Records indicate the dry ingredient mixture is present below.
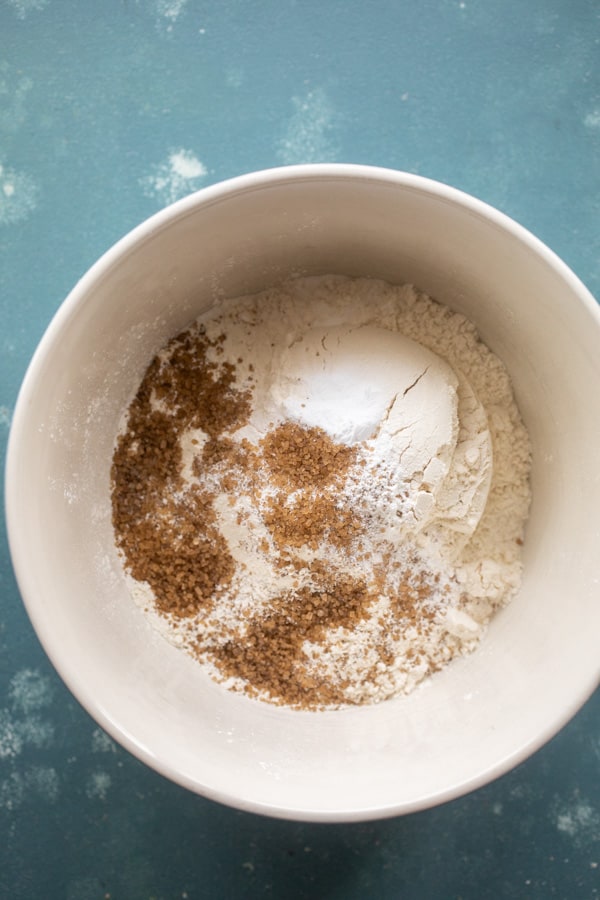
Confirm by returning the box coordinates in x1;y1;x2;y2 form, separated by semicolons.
111;275;532;710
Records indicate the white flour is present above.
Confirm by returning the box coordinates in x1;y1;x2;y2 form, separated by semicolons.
124;275;532;707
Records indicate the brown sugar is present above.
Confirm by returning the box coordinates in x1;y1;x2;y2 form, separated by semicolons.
211;572;375;709
263;491;361;552
111;325;251;617
260;421;357;490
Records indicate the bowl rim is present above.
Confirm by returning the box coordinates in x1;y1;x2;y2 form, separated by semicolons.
5;163;600;822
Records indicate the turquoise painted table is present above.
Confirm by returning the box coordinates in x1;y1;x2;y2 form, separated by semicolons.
1;2;598;897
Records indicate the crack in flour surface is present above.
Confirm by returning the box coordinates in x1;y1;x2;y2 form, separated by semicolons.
111;276;532;710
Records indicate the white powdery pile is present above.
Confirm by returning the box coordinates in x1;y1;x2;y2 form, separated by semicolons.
133;275;532;705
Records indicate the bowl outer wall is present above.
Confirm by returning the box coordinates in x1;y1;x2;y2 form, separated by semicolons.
5;164;600;821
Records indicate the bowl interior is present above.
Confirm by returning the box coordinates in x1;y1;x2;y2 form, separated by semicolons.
7;166;600;820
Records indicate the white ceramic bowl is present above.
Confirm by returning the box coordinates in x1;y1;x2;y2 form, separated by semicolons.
6;165;600;822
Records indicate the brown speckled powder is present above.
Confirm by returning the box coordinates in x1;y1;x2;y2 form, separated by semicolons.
111;276;531;711
212;573;375;708
111;326;251;617
111;322;444;709
260;420;357;490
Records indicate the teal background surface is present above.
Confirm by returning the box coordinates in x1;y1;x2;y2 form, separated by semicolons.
1;1;599;897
